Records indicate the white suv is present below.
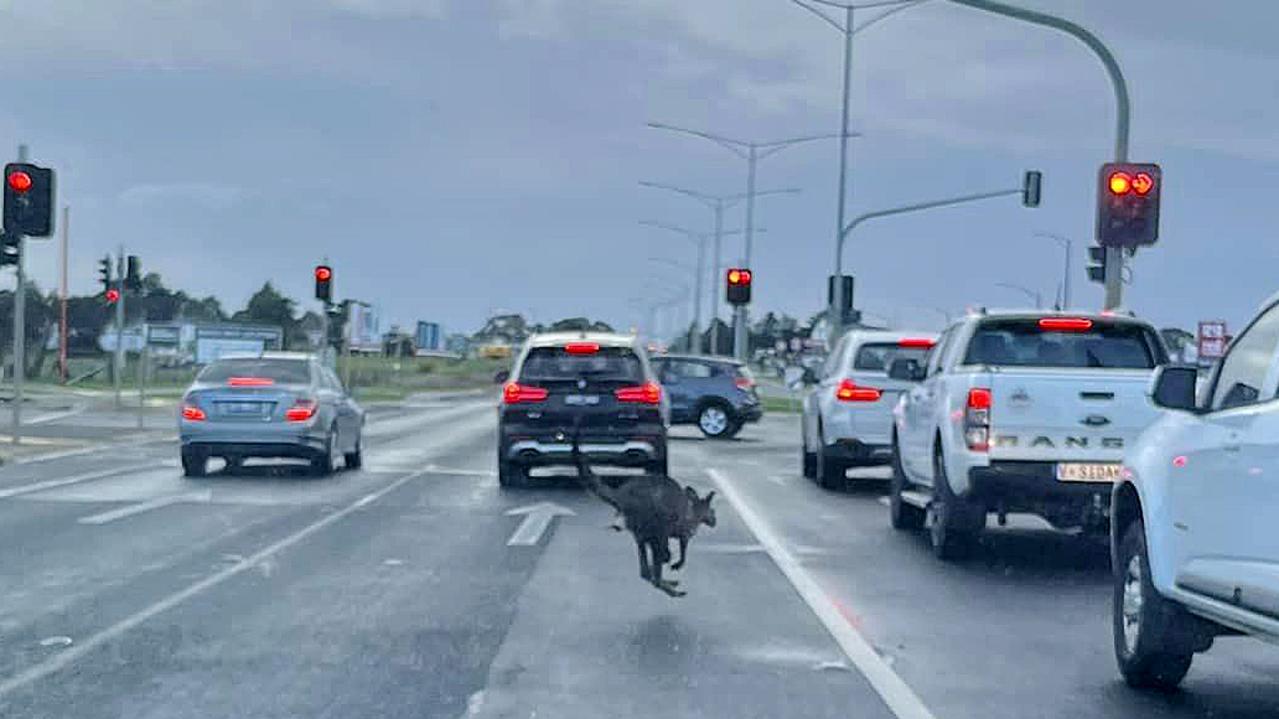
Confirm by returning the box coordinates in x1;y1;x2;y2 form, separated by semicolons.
1112;294;1279;690
800;330;937;489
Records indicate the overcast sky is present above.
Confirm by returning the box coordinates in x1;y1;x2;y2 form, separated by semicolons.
1;0;1276;336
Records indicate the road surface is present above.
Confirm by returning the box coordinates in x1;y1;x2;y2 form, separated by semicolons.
0;396;1275;718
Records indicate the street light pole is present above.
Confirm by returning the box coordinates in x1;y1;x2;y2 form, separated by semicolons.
946;0;1131;310
648;123;843;359
1034;232;1072;309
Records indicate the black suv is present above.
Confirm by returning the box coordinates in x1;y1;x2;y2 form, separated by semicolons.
650;354;762;439
496;333;669;488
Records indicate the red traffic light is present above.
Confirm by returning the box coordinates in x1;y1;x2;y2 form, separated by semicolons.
6;171;31;194
314;265;332;282
105;288;120;304
1132;172;1155;195
727;268;751;285
1107;171;1132;195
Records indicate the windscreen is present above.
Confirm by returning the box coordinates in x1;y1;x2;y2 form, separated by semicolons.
854;343;931;372
962;319;1165;369
518;347;644;384
196;358;312;384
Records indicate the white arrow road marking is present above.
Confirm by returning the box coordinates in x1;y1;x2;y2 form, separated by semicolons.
504;501;575;546
77;490;212;525
708;467;937;719
0;462;166;500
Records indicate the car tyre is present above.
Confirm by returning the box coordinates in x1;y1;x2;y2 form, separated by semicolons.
890;438;925;530
801;420;818;479
498;460;528;489
344;434;363;470
697;403;734;439
928;444;982;560
817;444;846;491
181;448;206;478
311;426;338;477
1113;519;1195;691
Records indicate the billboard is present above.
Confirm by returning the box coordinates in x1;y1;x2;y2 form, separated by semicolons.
1197;320;1228;363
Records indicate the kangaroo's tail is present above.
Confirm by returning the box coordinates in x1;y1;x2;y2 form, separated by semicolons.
573;420;617;508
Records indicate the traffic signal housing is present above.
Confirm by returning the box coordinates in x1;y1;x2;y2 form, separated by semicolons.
0;233;18;267
1086;246;1106;284
125;255;142;290
1097;162;1160;247
98;256;113;293
315;265;333;304
726;268;752;306
1022;170;1042;208
3;163;55;237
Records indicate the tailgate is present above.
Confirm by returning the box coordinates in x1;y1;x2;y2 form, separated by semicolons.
986;368;1158;462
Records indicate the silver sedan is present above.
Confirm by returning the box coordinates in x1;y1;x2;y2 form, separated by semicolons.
177;353;365;477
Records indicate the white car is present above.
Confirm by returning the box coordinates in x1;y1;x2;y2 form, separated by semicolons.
890;310;1167;559
800;330;938;489
1111;294;1279;690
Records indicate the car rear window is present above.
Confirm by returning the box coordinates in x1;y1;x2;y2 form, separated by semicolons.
962;319;1165;369
519;346;644;384
197;358;312;384
854;343;931;372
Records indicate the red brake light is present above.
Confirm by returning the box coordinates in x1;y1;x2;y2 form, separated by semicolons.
898;338;936;349
181;404;206;422
6;171;31;194
967;387;992;410
1038;317;1093;332
503;382;549;404
733;376;755;390
564;342;600;355
835;379;881;402
615;381;662;404
285;399;318;422
228;376;275;387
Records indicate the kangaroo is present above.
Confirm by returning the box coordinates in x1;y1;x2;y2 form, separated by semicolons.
573;438;715;598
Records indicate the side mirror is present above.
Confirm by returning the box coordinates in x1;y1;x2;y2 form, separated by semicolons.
888;358;925;382
493;369;510;384
1150;365;1198;411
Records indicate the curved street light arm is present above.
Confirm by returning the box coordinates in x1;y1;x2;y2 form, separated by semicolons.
788;0;846;31
839;187;1019;249
853;0;931;34
646;122;749;158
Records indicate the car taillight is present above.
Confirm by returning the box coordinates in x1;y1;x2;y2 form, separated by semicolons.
615;381;662;404
965;387;991;451
503;382;549;404
733;376;755;390
285;399;318;422
227;376;275;387
835;379;882;402
181;404;206;422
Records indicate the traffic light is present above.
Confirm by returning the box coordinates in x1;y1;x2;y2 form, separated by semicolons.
1097;162;1161;247
0;233;18;266
314;264;333;304
105;288;120;304
1086;246;1106;284
827;275;854;312
1022;170;1042;208
726;268;752;305
2;163;55;237
98;256;113;293
125;255;142;290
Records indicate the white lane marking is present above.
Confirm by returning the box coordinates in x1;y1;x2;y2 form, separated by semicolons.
505;501;575;546
27;406;87;425
12;436;176;465
425;465;495;477
707;467;937;719
0;462;166;500
0;463;434;699
76;490;211;525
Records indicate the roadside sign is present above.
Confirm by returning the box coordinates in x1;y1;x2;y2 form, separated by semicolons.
1197;320;1228;361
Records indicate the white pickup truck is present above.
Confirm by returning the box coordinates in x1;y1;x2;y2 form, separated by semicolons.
889;310;1168;559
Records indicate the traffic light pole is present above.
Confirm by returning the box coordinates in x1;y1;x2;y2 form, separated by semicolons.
946;0;1131;310
11;144;27;445
114;246;125;410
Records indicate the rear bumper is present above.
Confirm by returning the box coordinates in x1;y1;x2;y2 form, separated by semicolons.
824;438;893;466
503;438;665;467
738;402;764;423
182;440;327;459
967;461;1113;528
180;423;327;458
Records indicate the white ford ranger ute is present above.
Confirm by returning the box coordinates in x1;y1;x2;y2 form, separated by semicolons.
889;310;1168;560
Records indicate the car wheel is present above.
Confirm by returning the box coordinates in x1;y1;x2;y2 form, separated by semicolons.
928;444;982;560
890;438;924;530
1113;519;1195;690
181;448;206;478
311;426;338;477
817;441;846;491
697;404;733;439
344;434;363;470
497;445;527;489
801;419;817;479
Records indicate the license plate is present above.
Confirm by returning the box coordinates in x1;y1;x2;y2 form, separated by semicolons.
564;394;600;406
1056;462;1122;483
222;402;266;415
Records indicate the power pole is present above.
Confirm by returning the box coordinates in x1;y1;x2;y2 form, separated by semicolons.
11;144;27;445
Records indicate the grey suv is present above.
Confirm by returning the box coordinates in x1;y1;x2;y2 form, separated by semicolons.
651;355;762;439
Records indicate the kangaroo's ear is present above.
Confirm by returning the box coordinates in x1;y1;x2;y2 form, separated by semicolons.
704;490;716;503
684;485;698;499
